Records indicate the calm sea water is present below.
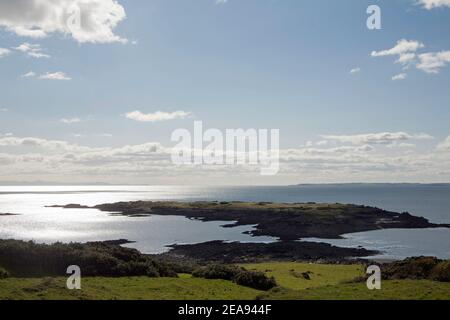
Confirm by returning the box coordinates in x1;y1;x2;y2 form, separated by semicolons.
0;184;449;259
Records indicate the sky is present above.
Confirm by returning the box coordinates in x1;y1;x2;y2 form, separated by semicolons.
1;0;450;185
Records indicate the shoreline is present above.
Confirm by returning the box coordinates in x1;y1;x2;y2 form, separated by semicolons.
48;200;450;262
50;201;450;239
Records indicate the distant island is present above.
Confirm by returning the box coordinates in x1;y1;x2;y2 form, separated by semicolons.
50;201;450;262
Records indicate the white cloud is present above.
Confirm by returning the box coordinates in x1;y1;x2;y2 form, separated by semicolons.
321;132;433;145
437;136;450;151
22;71;36;78
216;0;228;4
418;0;450;9
417;51;450;74
350;67;361;74
370;39;425;68
39;72;71;81
0;47;11;57
22;70;72;80
0;108;8;112
0;0;127;44
392;73;407;81
396;53;416;66
371;39;450;76
371;40;423;78
371;39;424;58
61;118;81;124
13;43;50;58
125;110;192;122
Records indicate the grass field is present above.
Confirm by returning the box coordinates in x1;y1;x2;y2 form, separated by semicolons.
1;262;449;300
0;275;261;300
241;262;365;291
259;280;450;300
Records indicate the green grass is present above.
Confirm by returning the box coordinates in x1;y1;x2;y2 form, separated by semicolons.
259;280;450;300
0;276;261;300
241;262;365;291
1;263;449;300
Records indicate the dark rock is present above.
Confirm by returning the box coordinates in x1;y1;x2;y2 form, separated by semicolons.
0;213;20;216
167;240;377;264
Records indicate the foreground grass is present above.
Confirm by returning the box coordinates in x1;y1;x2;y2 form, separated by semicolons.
1;262;449;300
248;262;450;300
259;280;450;300
0;276;261;300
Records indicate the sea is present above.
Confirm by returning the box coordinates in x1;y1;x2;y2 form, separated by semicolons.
0;184;449;260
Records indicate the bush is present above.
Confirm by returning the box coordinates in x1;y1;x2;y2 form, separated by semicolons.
430;261;450;282
192;264;277;291
234;270;277;291
382;256;441;280
0;239;179;278
192;264;240;280
149;254;198;274
0;267;9;279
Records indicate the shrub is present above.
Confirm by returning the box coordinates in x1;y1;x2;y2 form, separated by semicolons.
0;239;179;278
233;270;277;291
149;254;198;274
148;260;178;278
192;264;277;291
430;261;450;282
192;264;240;280
0;267;9;279
382;256;440;280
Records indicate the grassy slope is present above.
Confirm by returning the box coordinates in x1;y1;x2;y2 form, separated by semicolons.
0;275;261;300
1;263;449;300
260;280;450;300
241;262;365;291
247;262;450;300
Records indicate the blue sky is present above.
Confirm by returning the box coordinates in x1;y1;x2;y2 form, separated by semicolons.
1;0;450;185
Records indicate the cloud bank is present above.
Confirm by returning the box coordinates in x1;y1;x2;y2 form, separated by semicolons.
0;0;127;43
1;131;450;184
